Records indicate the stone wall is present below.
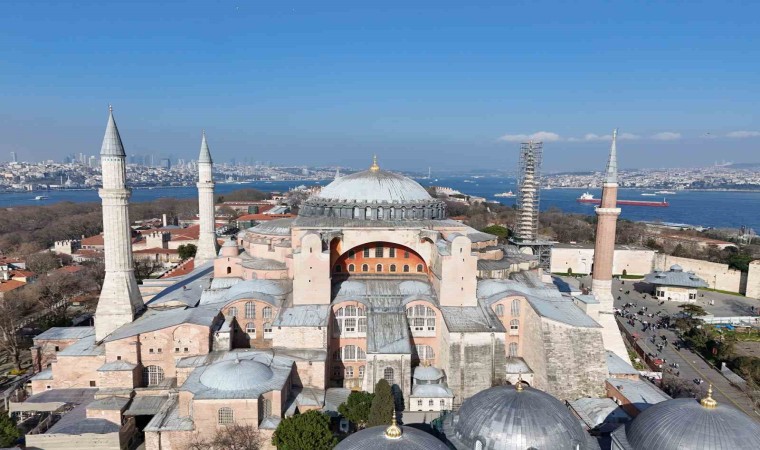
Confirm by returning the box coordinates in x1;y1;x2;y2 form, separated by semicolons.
550;247;655;276
654;254;743;293
445;332;506;406
747;260;760;299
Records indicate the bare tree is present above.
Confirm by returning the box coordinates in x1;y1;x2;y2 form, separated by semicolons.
133;259;159;282
186;423;262;450
0;292;34;370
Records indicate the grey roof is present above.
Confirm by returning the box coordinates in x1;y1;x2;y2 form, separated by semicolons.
98;360;137;372
606;351;638;376
180;350;293;400
100;107;126;157
34;390;121;436
505;357;532;374
210;276;243;289
24;388;97;405
199;278;291;307
574;294;600;305
569;397;630;429
440;306;505;333
104;305;220;342
606;378;670;412
240;256;287;270
273;304;330;327
88;396;130;411
125;395;167;416
605;128;618;184
332;278;435;305
315;168;433;203
198;131;212;164
57;335;105;357
644;265;708;288
413;366;443;382
323;387;351;413
34;326;94;342
31;368;53;380
367;310;412;354
443;385;595;450
622;397;760;450
336;425;449;450
145;262;214;308
292;216;465;229
247;218;294;236
411;384;453;398
144;396;194;432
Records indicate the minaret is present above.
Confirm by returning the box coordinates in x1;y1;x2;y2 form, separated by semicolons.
591;129;631;363
334;166;341;179
195;131;218;263
95;106;143;341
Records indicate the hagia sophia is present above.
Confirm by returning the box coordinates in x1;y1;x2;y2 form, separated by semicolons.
11;109;760;450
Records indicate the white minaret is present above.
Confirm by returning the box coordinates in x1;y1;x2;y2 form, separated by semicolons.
95;106;143;341
195;131;218;263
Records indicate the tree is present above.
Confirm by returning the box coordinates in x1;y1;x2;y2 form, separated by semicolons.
727;252;753;272
368;379;394;427
272;410;336;450
679;304;707;317
338;391;374;429
178;244;198;260
133;259;158;282
0;292;34;370
25;251;61;274
187;423;262;450
481;225;510;240
671;244;689;258
0;413;20;447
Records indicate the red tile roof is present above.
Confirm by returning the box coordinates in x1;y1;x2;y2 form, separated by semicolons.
161;258;195;278
133;247;178;255
81;234;105;246
0;279;26;293
56;265;84;274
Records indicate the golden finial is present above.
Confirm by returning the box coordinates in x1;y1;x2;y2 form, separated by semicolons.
700;384;717;408
370;154;380;172
515;372;524;392
384;411;402;439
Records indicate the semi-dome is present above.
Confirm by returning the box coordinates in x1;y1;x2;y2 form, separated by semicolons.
620;388;760;450
444;384;595;450
199;358;274;391
414;366;443;382
299;157;447;221
336;422;449;450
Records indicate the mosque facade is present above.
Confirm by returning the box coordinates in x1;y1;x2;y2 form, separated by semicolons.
19;111;660;449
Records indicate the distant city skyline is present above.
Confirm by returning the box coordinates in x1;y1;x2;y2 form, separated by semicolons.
1;1;758;171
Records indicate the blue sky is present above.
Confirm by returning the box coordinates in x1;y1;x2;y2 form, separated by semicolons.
1;0;759;171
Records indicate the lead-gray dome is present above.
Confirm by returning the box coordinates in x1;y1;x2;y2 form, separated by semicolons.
299;159;446;221
623;397;760;450
199;358;273;391
335;425;449;450
444;385;594;450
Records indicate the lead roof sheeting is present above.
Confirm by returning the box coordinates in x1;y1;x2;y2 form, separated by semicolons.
57;335;105;357
644;270;709;288
33;326;94;341
323;387;351;412
570;398;630;428
606;351;639;376
210;276;243;289
273;304;330;327
606;377;670;410
145;263;214;308
247;218;294;235
104;305;219;342
367;310;412;354
144;396;194;432
125;395;167;416
30;368;53;380
88;396;130;411
440;306;504;333
411;384;454;398
25;388;97;405
505;357;532;374
336;425;451;450
97;360;137;372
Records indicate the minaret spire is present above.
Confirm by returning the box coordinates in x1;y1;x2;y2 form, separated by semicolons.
95;106;143;341
591;128;630;364
195;130;219;263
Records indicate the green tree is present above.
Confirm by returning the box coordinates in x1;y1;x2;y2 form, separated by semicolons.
338;391;374;429
679;304;707;317
672;243;688;257
368;379;394;427
178;243;197;260
272;410;336;450
727;253;753;272
481;225;510;240
0;412;20;447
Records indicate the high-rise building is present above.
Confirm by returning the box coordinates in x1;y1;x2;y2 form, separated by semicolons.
10;151;17;163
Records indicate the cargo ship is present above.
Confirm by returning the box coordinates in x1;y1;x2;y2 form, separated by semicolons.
577;192;669;207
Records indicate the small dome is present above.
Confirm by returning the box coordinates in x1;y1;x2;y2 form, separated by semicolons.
624;397;760;449
335;425;448;450
414;366;443;382
445;385;592;450
199;358;273;391
316;168;432;203
670;264;683;272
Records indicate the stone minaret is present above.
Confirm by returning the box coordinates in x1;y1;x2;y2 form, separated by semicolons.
195;131;218;263
95;107;143;341
591;129;631;363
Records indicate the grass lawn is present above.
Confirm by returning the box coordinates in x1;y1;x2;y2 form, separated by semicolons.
699;287;745;297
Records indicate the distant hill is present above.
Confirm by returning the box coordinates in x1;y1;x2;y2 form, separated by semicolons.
727;162;760;169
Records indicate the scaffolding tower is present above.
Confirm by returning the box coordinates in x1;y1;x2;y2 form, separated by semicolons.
510;141;553;269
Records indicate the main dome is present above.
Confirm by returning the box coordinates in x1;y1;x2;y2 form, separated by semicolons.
299;158;447;221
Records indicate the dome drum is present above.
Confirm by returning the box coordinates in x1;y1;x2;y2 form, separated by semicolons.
300;199;446;221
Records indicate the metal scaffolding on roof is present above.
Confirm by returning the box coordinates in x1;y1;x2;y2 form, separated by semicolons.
516;141;542;242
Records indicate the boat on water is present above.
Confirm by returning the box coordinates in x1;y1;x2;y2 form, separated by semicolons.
641;193;657;196
577;192;669;207
495;191;516;198
655;190;677;195
34;195;49;200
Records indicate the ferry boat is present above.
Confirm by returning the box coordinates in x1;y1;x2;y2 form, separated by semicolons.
34;195;49;200
577;192;669;207
655;190;677;195
495;191;516;198
641;193;657;196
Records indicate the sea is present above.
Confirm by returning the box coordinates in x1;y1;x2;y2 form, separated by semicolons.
2;176;759;231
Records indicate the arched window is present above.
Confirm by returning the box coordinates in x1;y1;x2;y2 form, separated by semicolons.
416;264;424;273
345;305;357;316
228;307;238;317
509;342;518;357
348;263;355;272
245;322;256;337
376;264;383;272
358;317;367;333
415;344;435;361
263;306;273;319
403;265;410;273
377;206;384;219
348;249;355;259
143;365;164;386
335;307;344;317
344;345;357;360
384;367;394;384
389;247;396;257
345;366;354;378
226;266;232;274
510;319;519;331
358;365;365;378
353;207;361;219
375;245;383;257
344;318;356;332
407;304;436;332
495;304;505;317
218;407;234;425
357;347;366;359
362;264;369;272
263;322;273;338
365;206;372;220
245;302;256;319
511;299;520;315
363;247;371;257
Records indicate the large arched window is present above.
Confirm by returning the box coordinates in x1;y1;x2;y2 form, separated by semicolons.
495;304;505;317
509;342;518;357
245;302;256;319
218;407;234;425
335;305;367;337
414;344;435;361
228;307;237;317
263;306;273;319
511;299;520;315
337;345;366;361
406;305;436;332
384;367;394;384
143;365;164;386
